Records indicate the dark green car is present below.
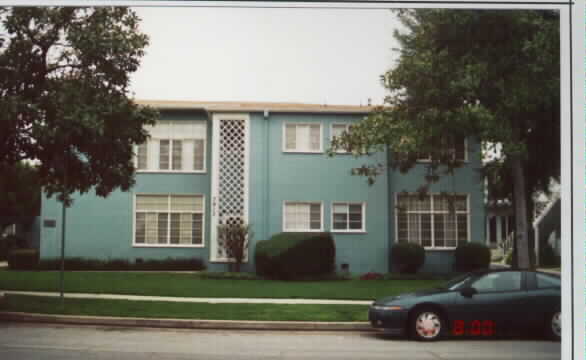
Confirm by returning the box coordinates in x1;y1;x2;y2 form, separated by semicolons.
369;269;561;341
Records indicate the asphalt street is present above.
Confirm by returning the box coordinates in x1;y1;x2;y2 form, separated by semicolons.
0;322;561;360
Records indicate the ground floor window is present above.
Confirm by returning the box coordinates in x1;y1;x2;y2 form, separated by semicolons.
332;202;365;232
396;193;469;249
134;194;204;246
283;202;322;231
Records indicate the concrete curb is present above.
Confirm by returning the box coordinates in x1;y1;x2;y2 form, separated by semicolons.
0;311;374;332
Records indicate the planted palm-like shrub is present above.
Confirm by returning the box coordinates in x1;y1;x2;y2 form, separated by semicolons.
453;242;491;272
391;242;425;274
255;232;335;280
218;223;252;272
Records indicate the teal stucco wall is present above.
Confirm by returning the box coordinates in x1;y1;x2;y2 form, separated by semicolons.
39;108;485;275
387;138;486;273
40;110;216;267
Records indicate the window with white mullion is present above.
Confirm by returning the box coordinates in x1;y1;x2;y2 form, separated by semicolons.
136;143;148;170
172;140;182;170
159;140;170;170
135;194;204;246
283;123;322;152
332;202;365;232
396;194;468;248
284;202;322;231
331;124;351;153
137;120;206;172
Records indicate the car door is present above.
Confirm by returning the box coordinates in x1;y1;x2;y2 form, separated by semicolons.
451;271;528;337
523;272;561;329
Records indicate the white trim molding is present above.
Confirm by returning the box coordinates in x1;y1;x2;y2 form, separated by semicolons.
210;113;250;262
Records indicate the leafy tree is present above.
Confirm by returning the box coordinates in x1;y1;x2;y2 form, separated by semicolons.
0;7;158;205
329;9;559;269
0;162;41;233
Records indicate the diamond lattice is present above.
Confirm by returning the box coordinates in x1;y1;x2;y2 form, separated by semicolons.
217;119;246;258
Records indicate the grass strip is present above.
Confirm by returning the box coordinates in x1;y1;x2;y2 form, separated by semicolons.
0;271;443;300
0;295;369;322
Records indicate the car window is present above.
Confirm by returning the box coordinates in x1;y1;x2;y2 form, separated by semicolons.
471;272;522;292
536;273;560;289
444;273;473;290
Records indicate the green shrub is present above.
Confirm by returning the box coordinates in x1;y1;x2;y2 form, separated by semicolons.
0;235;26;261
453;242;491;272
391;242;425;274
36;257;205;271
8;248;39;270
255;232;335;280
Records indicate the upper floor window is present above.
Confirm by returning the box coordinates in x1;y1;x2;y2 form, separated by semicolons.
331;123;351;153
396;193;469;249
416;136;467;162
136;120;206;172
283;201;323;231
283;123;322;153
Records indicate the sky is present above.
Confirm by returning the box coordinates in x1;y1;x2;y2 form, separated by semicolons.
129;7;403;106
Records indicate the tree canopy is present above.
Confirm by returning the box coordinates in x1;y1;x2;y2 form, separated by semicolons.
0;162;41;233
330;9;560;269
0;7;158;204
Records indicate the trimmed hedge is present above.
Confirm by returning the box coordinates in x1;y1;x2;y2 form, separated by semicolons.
453;242;491;272
7;248;39;270
391;242;425;274
255;232;335;280
0;235;26;261
35;257;206;271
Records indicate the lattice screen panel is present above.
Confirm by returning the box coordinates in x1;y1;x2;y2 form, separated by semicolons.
216;118;247;259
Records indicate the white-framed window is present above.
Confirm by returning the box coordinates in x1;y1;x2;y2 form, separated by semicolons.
135;120;207;173
283;123;322;153
330;123;352;153
283;201;323;232
395;193;469;249
134;194;204;247
332;202;366;232
416;136;467;162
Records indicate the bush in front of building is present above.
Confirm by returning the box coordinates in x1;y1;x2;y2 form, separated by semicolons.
255;232;335;280
0;235;27;261
391;242;425;273
453;242;491;272
35;257;206;271
7;248;39;270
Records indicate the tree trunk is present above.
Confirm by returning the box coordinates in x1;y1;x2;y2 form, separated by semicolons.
511;154;531;269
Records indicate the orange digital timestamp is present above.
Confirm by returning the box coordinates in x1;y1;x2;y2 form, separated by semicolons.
452;320;495;336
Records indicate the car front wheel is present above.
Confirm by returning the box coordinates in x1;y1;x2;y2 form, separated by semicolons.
546;311;561;341
410;308;444;341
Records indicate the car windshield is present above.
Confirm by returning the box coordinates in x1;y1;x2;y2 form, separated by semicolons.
440;273;474;290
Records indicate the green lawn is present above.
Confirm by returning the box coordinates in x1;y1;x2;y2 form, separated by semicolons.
0;271;443;300
0;295;369;322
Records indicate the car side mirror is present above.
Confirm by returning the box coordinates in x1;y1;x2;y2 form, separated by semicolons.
460;287;477;297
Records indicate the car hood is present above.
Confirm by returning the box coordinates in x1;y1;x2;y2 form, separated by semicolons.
375;288;450;305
